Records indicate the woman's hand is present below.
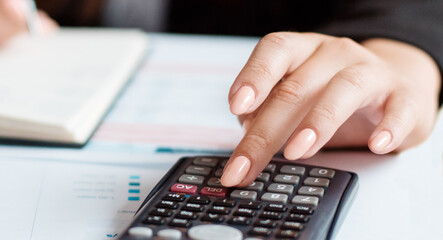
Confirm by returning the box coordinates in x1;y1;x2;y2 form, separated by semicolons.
0;0;57;45
221;32;441;187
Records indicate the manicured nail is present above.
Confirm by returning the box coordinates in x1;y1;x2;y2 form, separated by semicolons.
230;86;255;115
284;128;317;160
371;130;392;153
220;156;251;187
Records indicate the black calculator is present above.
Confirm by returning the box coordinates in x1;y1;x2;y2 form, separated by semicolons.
119;156;359;240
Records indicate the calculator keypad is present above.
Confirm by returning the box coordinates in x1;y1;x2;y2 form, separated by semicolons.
123;156;357;240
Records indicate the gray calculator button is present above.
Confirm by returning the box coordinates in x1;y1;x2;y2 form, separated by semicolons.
178;174;204;185
298;186;324;197
128;227;153;237
188;224;242;240
280;165;305;175
157;229;182;239
256;172;270;182
267;183;294;194
304;177;330;187
186;165;212;176
274;174;300;185
230;190;257;200
241;181;264;191
207;177;223;187
291;195;319;206
220;159;228;167
193;157;219;167
214;168;223;177
264;164;276;173
309;168;335;178
261;192;288;203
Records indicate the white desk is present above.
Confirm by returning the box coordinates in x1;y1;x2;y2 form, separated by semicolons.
0;33;442;240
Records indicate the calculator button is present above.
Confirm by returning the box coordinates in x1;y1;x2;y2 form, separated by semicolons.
280;165;306;175
264;203;288;212
186;165;212;176
309;168;335;178
169;218;191;228
214;199;236;207
260;211;283;220
157;229;182;240
261;192;288;203
274;174;300;185
142;216;166;225
193;157;219;167
249;227;272;236
220;159;229;167
188;196;210;204
188;225;242;240
156;200;179;209
150;208;173;217
207;206;231;214
234;208;256;217
200;187;227;198
128;227;153;238
255;172;270;182
276;229;299;238
281;221;304;231
176;210;198;219
291;195;319;206
230;190;258;200
304;177;330;187
163;193;186;202
287;213;310;222
201;213;225;223
239;201;262;209
267;183;294;194
263;163;276;173
241;181;264;191
254;219;278;228
182;203;205;212
170;183;198;194
207;177;223;187
291;205;315;214
229;216;252;225
298;186;325;197
214;168;223;177
178;174;205;185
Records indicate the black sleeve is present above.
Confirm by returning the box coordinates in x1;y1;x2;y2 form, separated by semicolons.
315;0;443;106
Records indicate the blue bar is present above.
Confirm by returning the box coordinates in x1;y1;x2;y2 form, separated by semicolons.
129;189;140;193
129;182;140;186
128;197;140;201
129;175;140;180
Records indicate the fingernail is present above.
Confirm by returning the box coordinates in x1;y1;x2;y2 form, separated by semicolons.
220;156;251;187
371;130;392;153
230;86;255;115
284;128;317;160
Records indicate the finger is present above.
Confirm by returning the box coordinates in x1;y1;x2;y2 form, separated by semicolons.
368;92;418;154
228;32;324;115
284;65;382;160
38;11;59;34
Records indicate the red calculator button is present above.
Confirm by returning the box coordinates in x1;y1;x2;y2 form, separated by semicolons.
171;183;198;194
200;187;227;198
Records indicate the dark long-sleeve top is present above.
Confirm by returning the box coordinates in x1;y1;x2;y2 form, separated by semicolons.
38;0;443;105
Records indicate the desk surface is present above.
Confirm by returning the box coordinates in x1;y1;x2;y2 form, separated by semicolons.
0;32;442;240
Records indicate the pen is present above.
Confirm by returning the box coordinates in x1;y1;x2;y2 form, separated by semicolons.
25;0;42;35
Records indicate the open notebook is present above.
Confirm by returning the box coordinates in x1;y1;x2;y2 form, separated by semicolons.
0;28;148;146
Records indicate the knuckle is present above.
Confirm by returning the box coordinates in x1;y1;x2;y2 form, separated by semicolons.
336;69;366;92
271;80;306;105
246;61;274;83
260;32;292;49
332;37;359;52
310;103;338;124
243;131;274;150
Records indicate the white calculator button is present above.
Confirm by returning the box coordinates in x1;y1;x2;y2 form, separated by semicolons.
157;229;182;239
128;227;153;237
188;225;242;240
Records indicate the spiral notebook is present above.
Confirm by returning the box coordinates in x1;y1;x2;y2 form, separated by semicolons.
0;28;149;147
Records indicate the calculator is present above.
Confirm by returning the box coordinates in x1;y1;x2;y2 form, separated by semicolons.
119;156;359;240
